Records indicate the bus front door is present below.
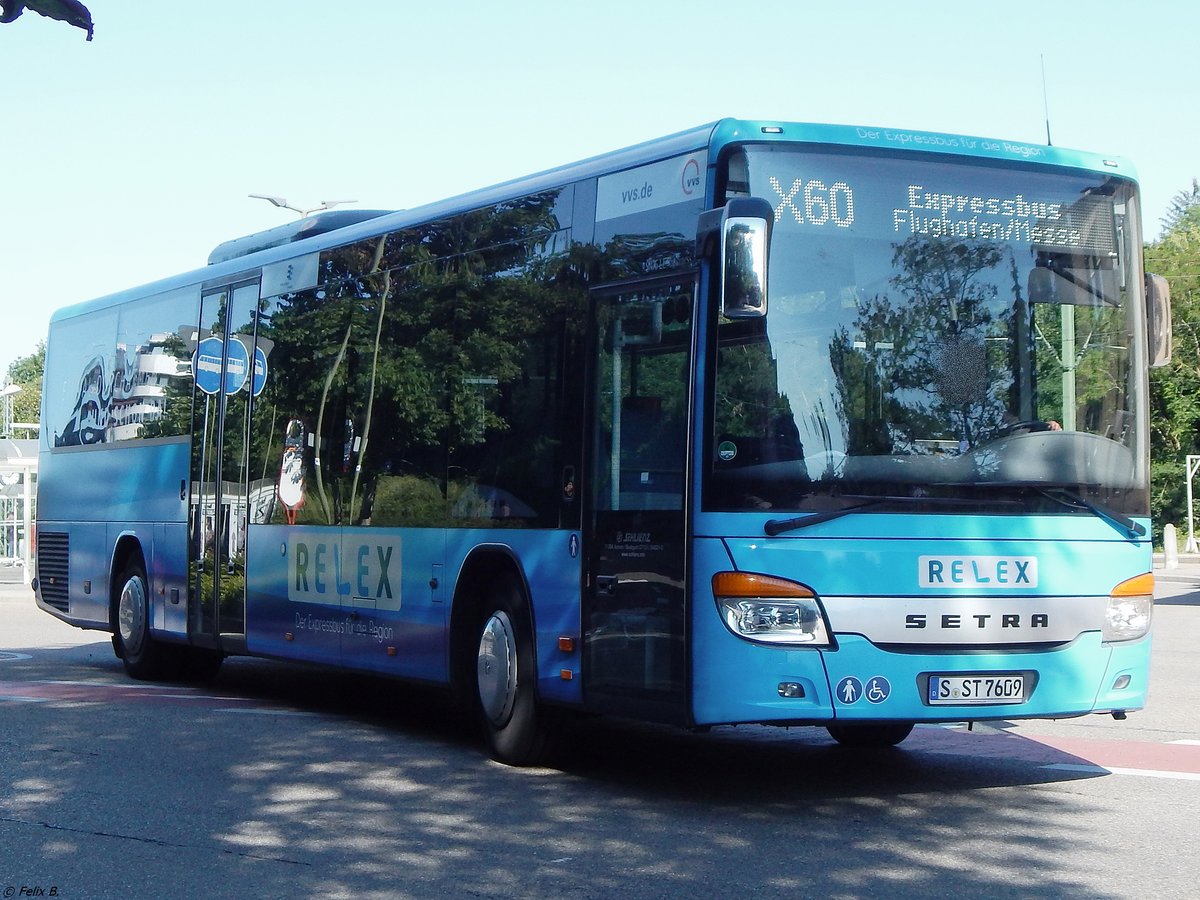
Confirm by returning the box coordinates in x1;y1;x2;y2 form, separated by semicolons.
584;277;694;724
189;280;260;650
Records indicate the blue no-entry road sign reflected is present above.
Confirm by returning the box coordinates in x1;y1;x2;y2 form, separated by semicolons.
194;336;224;396
224;337;249;395
252;345;268;397
194;335;256;396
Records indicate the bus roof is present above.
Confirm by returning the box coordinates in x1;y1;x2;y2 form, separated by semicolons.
708;119;1135;178
50;118;1137;324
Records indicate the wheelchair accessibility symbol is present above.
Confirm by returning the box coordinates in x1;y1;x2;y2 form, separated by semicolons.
865;676;891;704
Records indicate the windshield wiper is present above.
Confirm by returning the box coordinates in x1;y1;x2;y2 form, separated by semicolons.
764;499;886;536
1034;487;1146;540
763;494;1021;536
941;481;1146;542
763;484;1146;540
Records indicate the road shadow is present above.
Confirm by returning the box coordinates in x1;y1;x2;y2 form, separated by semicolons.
1154;585;1200;606
2;645;1136;900
6;642;1109;799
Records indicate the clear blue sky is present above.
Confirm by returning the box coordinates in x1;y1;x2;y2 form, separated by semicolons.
2;1;1196;377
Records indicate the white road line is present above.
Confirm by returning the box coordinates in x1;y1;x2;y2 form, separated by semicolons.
45;680;179;690
157;695;253;701
1042;763;1200;781
214;710;319;720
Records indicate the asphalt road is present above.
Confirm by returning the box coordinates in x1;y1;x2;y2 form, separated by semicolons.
2;577;1198;899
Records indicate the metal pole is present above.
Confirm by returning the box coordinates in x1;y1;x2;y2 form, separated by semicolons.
1060;306;1076;430
1186;455;1200;553
22;465;32;585
610;316;622;511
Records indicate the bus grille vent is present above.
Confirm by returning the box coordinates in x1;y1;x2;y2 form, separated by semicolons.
37;532;70;612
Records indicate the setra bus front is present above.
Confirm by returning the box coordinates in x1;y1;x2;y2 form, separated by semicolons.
689;125;1168;746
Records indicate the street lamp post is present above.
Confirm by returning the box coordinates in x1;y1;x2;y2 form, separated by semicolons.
248;195;357;217
0;383;21;438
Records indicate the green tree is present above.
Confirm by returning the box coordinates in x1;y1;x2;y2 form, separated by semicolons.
1147;185;1200;543
5;341;44;434
1161;179;1200;235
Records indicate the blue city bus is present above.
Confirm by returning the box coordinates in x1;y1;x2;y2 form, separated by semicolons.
34;119;1171;764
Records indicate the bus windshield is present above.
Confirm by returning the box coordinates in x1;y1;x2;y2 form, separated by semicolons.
706;146;1147;516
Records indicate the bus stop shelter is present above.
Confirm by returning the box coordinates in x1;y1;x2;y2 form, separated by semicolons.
0;438;37;584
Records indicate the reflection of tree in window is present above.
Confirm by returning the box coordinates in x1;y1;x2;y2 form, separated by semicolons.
713;338;797;459
249;189;585;529
1031;287;1130;433
829;236;1010;453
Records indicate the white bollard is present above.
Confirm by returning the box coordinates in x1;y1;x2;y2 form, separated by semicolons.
1164;523;1179;569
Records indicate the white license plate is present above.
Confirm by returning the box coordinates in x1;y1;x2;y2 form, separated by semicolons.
928;674;1026;705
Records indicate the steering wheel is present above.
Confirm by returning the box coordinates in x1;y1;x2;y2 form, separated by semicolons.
992;419;1058;439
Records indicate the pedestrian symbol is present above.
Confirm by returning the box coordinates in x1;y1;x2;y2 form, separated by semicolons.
865;676;891;704
836;676;863;704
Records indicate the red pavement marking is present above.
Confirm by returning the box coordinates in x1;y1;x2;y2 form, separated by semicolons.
1025;734;1200;775
907;725;1200;776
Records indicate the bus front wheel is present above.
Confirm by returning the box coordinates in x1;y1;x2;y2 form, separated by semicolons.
113;558;173;681
474;579;551;766
826;722;914;748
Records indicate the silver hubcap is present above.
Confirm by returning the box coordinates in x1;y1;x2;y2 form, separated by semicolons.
117;575;146;655
477;611;518;726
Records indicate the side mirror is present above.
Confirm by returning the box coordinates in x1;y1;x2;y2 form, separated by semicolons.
698;197;774;318
1145;273;1172;367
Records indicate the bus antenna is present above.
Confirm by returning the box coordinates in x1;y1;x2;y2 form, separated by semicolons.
1041;54;1053;146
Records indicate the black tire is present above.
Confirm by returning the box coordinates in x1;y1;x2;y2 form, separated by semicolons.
473;576;551;766
112;557;175;681
826;722;914;748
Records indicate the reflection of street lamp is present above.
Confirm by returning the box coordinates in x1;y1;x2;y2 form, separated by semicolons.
249;195;357;217
0;384;20;438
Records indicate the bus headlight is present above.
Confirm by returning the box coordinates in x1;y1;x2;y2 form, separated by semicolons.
1103;573;1153;642
712;572;832;646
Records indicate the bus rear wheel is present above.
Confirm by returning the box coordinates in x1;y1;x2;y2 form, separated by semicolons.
826;722;914;748
113;558;174;681
474;578;551;766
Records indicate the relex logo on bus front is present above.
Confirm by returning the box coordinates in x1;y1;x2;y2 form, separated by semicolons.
918;555;1038;589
